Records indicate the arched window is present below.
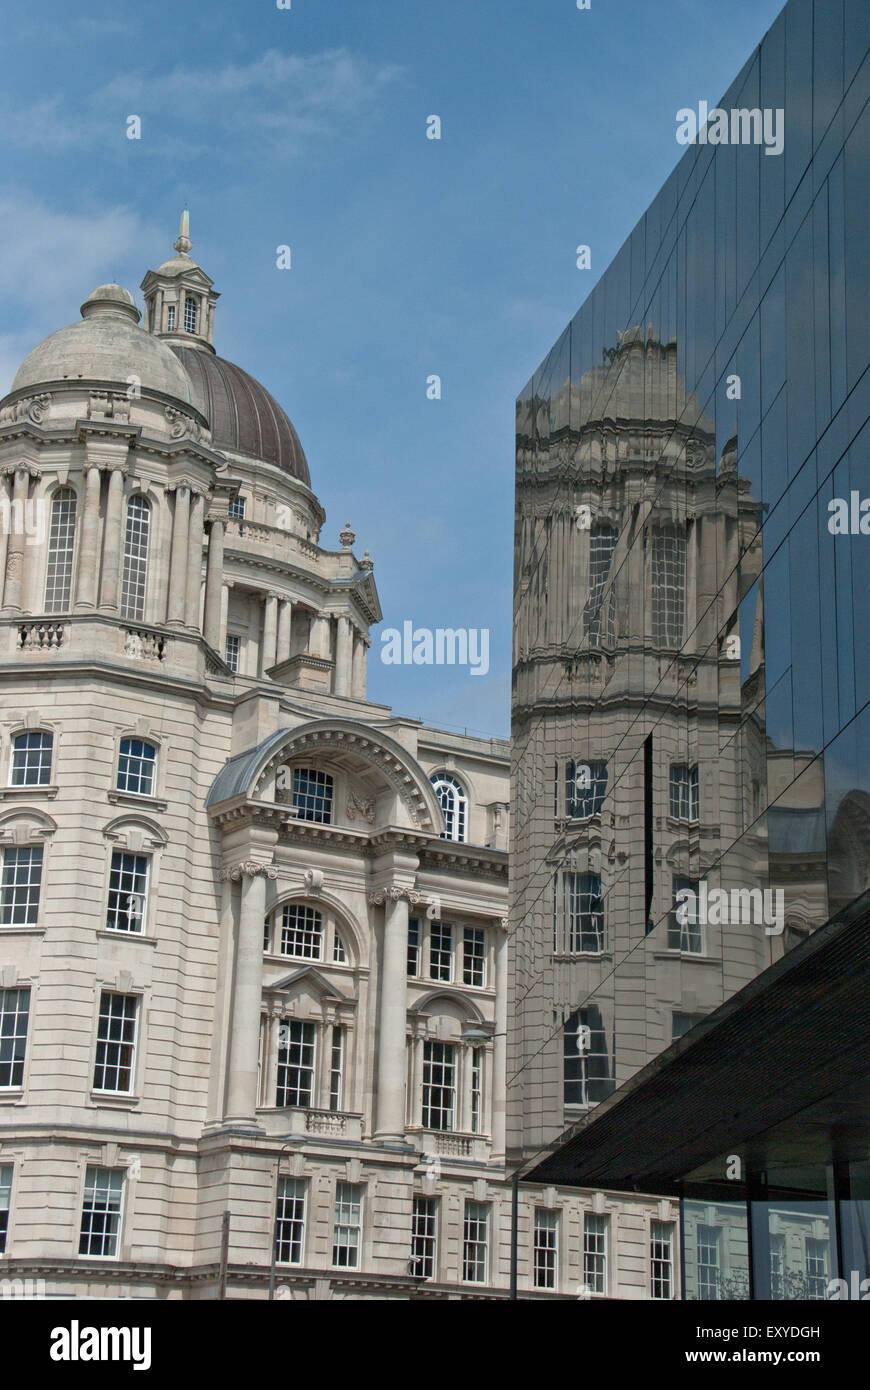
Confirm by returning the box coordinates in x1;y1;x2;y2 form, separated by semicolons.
333;931;347;964
184;296;198;334
430;773;468;843
120;496;150;621
44;488;78;612
117;738;157;796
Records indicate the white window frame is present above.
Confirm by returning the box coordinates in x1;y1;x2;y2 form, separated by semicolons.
332;1182;363;1269
9;730;53;787
274;1176;307;1267
430;772;468;844
583;1212;608;1295
462;1200;489;1284
78;1165;125;1260
533;1208;559;1290
92;990;139;1096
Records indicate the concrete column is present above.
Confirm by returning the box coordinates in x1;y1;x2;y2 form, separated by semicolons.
352;634;368;699
98;467;126;610
261;594;278;674
371;889;411;1141
334;615;353;696
166;484;190;625
276;598;293;663
224;864;274;1127
203;517;224;648
74;465;101;610
491;921;509;1161
184;491;205;629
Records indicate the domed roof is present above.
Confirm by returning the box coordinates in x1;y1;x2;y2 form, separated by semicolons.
170;344;310;485
10;284;194;405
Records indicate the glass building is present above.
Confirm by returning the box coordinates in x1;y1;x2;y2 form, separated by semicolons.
509;0;870;1297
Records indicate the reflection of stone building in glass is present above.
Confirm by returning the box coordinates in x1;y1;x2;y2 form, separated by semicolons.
513;0;870;1302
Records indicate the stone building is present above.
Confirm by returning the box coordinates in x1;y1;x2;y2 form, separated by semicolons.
0;217;665;1300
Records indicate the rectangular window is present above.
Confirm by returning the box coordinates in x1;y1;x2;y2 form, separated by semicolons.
120;498;150;623
651;531;686;647
584;525;617;647
0;1164;10;1253
470;1048;483;1134
228;495;246;521
806;1237;829;1299
411;1196;438;1279
697;1224;721;1300
534;1209;559;1289
10;732;53;786
0;986;30;1089
555;871;605;954
106;850;149;934
669;875;702;953
429;921;453;982
79;1166;124;1258
166;304;176;330
329;1026;344;1111
291;768;334;824
650;1220;674;1300
277;1019;316;1108
407;917;420;977
583;1212;608;1294
0;846;43;926
224;634;240;673
44;491;77;612
463;1200;489;1283
462;927;486;987
422;1040;456;1131
671;1011;705;1041
275;1177;307;1266
93;991;138;1094
669;763;699;822
563;1006;612;1106
770;1234;786;1299
116;738;156;796
332;1182;363;1269
280;904;323;960
565;759;608;819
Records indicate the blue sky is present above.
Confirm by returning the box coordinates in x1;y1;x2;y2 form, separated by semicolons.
0;0;786;736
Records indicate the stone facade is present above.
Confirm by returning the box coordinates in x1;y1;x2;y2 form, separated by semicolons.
0;221;666;1300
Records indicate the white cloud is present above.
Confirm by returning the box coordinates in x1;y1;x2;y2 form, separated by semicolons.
1;49;400;158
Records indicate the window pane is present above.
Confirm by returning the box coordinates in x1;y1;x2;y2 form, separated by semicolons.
462;927;486;986
0;847;43;925
10;732;53;787
0;988;30;1088
275;1178;306;1265
534;1209;559;1289
116;738;156;796
333;1182;362;1268
121;497;150;622
277;1019;316;1108
422;1041;455;1131
44;489;77;612
291;768;333;824
463;1201;488;1283
93;992;138;1093
429;921;452;981
411;1196;437;1278
106;851;148;934
279;904;323;960
79;1166;124;1258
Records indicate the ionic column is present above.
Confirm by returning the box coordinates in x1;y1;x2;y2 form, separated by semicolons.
352;634;368;699
223;861;277;1127
370;887;414;1141
98;466;126;610
261;594;278;674
276;598;293;664
491;918;509;1161
184;491;205;629
203;517;224;649
334;615;353;696
74;464;102;610
166;484;190;625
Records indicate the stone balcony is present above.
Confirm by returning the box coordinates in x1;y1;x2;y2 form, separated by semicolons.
411;1129;491;1161
3;612;229;685
259;1106;363;1141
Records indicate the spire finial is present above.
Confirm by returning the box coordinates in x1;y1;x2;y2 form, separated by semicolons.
173;207;192;255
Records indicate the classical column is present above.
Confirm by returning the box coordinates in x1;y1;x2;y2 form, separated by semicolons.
0;472;9;609
184;491;205;629
490;918;509;1161
334;615;353;696
166;484;190;625
370;886;417;1141
98;466;126;610
309;611;330;660
276;597;293;664
223;861;277;1127
220;583;230;657
203;517;224;649
352;634;368;699
74;464;102;610
261;593;278;674
2;468;33;613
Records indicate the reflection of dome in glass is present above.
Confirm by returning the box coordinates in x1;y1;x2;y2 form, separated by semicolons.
170;344;310;486
10;284;195;404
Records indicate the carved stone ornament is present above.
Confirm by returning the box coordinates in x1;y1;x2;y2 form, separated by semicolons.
368;886;422;906
303;869;324;894
87;392;130;423
0;394;51;426
346;793;375;825
220;861;279;881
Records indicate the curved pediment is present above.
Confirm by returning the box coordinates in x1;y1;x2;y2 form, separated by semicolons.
207;718;443;832
409;989;487;1024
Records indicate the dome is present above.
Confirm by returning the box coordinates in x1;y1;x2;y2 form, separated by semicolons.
10;284;195;405
170;344;310;485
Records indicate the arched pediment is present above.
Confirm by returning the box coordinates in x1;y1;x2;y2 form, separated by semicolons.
102;814;169;849
408;989;487;1024
207;719;443;832
0;806;57;842
267;965;350;1002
